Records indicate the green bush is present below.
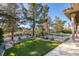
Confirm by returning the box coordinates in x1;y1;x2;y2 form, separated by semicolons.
0;28;4;45
44;31;48;35
62;29;72;34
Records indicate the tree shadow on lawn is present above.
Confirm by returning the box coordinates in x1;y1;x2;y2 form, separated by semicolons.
4;39;61;56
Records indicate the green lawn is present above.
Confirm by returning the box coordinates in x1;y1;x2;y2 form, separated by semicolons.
4;38;61;56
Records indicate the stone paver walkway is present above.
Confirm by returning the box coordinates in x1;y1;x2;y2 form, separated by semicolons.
45;37;79;56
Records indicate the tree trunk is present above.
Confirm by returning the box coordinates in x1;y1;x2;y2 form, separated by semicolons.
47;23;50;35
11;31;14;41
41;25;45;38
11;25;14;41
32;19;35;37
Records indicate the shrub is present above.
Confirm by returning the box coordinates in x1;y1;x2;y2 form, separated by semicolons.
62;29;72;34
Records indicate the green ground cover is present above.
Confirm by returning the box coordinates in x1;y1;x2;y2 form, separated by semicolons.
4;38;61;56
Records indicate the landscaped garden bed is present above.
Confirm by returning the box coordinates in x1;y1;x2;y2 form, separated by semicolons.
4;38;61;56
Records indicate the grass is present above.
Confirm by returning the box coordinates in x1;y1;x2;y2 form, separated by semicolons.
4;38;61;56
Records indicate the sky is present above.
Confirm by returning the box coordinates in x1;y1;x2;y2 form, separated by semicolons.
47;3;71;25
20;3;71;28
